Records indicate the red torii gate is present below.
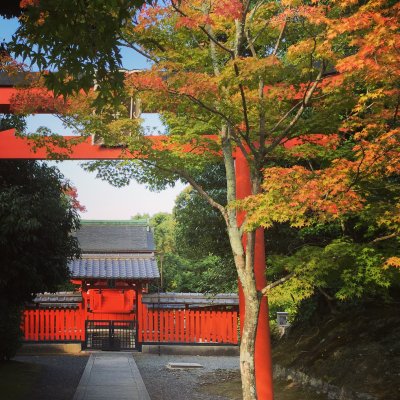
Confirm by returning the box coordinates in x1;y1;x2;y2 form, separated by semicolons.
0;87;273;399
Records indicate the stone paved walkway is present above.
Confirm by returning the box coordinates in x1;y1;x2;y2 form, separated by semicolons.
73;353;151;400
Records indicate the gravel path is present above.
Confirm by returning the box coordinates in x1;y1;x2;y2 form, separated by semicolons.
14;354;89;400
133;353;240;400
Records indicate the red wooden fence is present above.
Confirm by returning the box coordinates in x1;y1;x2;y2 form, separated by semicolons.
22;306;238;345
138;306;238;344
22;309;85;341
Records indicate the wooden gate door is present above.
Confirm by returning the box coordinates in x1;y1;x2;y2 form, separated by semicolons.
85;320;136;350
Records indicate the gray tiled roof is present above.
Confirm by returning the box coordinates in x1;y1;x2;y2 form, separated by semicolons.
0;71;38;86
142;293;239;307
31;292;82;309
69;254;159;280
74;221;156;252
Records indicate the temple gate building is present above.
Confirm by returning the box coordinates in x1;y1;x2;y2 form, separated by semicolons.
23;220;238;351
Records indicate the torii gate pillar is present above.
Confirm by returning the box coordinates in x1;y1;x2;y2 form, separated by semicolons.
236;150;274;400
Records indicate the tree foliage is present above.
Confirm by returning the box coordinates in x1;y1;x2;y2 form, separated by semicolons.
0;161;81;303
8;0;149;103
0;1;21;19
0;114;26;133
161;253;237;293
0;161;81;359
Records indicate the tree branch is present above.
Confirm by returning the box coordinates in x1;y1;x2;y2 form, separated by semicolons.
346;143;366;192
317;286;335;301
233;62;251;137
119;41;158;63
272;19;287;56
370;233;398;244
239;215;248;236
393;92;400;124
262;272;295;294
139;158;228;222
206;24;221;76
167;89;234;126
179;169;228;222
221;125;237;205
265;66;325;154
268;101;303;135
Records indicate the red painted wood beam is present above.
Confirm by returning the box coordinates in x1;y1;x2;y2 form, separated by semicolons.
0;129;219;160
0;87;19;113
0;85;158;114
0;86;70;114
0;129;132;159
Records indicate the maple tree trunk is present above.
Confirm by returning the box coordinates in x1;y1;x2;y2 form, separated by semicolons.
228;227;259;400
239;269;260;399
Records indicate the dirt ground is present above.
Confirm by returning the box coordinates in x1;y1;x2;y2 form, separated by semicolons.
198;369;328;400
134;353;328;400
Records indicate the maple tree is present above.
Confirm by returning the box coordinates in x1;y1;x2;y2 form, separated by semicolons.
64;185;87;213
242;0;399;259
239;0;400;323
72;2;398;397
4;0;399;398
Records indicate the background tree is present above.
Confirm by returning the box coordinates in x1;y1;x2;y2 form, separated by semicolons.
0;160;81;360
174;165;229;260
136;179;237;293
172;164;236;292
132;212;177;291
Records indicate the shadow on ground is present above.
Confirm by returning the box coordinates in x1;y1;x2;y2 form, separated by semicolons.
3;354;89;400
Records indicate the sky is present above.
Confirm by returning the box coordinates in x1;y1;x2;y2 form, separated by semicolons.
2;16;186;220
